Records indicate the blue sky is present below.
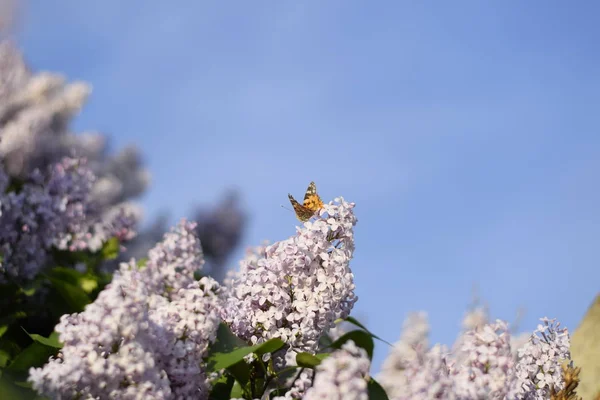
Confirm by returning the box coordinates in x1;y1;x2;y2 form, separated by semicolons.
15;1;600;372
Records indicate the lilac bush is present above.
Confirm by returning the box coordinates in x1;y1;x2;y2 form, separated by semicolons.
379;311;577;400
222;197;358;357
1;34;589;400
10;184;584;400
0;156;136;282
29;220;223;399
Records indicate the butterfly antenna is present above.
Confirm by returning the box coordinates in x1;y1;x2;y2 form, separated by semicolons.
281;204;293;213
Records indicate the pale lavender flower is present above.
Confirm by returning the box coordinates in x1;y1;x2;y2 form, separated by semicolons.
29;220;223;399
0;157;93;281
393;344;456;400
452;320;514;399
141;219;205;299
303;340;370;400
0;39;147;256
509;318;572;399
222;198;358;358
378;312;430;398
28;266;172;399
149;277;222;398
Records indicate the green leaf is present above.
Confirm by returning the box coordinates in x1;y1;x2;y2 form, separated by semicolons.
101;237;120;260
329;330;374;360
0;349;10;368
208;374;234;400
253;338;286;356
209;338;285;371
227;360;251;387
48;267;81;285
296;352;322;368
367;378;390;400
6;342;56;373
344;316;393;346
48;277;91;312
209;324;247;356
230;381;243;399
0;325;8;338
0;374;33;400
136;258;148;269
22;329;62;349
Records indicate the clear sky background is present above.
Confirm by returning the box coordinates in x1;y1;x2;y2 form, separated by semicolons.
13;1;600;372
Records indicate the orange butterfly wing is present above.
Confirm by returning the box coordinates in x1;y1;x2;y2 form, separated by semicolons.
288;181;324;222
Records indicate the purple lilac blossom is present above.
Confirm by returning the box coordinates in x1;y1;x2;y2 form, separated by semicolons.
395;343;456;400
509;318;572;399
0;157;92;281
222;197;358;358
301;340;370;400
378;311;430;398
0;39;147;247
451;320;514;399
379;317;572;400
29;220;223;399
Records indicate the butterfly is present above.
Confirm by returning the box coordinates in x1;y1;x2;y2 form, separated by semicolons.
288;181;324;222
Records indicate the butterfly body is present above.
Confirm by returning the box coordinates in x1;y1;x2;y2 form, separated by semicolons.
288;181;324;222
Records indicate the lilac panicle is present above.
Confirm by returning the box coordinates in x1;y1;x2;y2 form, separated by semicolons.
379;316;573;400
29;220;223;399
222;197;358;357
302;340;370;400
378;311;430;398
509;318;572;399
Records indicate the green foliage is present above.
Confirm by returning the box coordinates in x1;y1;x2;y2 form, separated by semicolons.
22;330;62;349
208;337;286;371
0;235;125;399
296;352;324;368
367;378;390;400
344;316;393;346
328;330;375;360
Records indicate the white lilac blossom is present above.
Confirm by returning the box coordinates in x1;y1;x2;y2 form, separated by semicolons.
28;266;172;399
0;157;91;281
378;312;430;398
29;220;223;399
140;219;205;299
393;344;456;400
149;277;223;399
278;369;314;400
0;156;138;282
379;316;573;400
509;318;572;399
0;40;147;249
125;194;246;283
302;340;370;400
451;320;514;399
222;197;358;357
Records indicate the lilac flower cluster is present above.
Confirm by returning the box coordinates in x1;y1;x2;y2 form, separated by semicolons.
0;158;87;281
28;266;172;399
509;318;572;399
452;320;514;399
395;344;455;399
0;39;146;252
379;313;573;400
299;340;370;400
378;312;430;398
29;220;223;399
0;155;139;282
222;198;358;357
